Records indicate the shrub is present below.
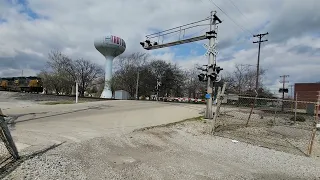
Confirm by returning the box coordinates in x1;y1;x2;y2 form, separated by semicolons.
290;115;306;122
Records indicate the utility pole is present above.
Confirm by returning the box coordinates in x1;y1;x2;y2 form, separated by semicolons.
280;75;289;111
135;71;140;100
253;32;268;92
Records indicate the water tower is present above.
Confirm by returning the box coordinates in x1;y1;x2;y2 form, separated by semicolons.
94;35;126;98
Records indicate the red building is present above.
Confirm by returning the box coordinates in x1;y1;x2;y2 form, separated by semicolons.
295;83;320;103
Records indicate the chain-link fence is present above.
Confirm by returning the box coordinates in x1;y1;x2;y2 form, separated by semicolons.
213;94;319;156
0;109;19;167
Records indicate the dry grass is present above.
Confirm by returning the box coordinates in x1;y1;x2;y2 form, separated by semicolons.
42;101;84;105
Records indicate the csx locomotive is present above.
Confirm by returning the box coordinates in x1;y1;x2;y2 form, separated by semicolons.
0;76;43;93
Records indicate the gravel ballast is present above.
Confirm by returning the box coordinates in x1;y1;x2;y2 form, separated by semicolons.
1;119;320;179
0;91;106;104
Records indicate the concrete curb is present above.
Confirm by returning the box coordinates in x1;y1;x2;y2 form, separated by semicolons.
133;116;204;132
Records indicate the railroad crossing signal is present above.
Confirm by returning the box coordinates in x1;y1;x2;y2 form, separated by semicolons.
279;88;288;93
197;64;223;83
203;43;218;57
140;39;158;49
198;73;207;82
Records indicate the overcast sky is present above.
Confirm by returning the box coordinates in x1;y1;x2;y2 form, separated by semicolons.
0;0;319;95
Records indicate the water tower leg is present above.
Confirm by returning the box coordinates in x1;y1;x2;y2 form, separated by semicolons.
101;57;113;99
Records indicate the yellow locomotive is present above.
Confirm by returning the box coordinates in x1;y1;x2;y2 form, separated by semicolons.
0;76;43;93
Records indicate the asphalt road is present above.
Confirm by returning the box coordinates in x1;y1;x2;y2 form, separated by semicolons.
2;100;205;152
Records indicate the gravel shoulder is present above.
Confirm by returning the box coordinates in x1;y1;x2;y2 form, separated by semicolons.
2;119;320;180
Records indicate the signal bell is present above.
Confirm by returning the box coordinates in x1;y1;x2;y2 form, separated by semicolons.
216;66;223;74
198;73;206;82
208;73;217;82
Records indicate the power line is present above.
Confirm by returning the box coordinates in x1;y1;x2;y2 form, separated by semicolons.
227;0;250;23
227;0;258;36
207;0;254;35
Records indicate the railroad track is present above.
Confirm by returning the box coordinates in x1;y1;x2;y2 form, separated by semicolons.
7;92;114;102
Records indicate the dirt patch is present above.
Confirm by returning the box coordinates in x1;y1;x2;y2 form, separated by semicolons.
41;101;85;105
213;106;319;157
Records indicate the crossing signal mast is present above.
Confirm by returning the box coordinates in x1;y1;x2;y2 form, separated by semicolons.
140;11;222;119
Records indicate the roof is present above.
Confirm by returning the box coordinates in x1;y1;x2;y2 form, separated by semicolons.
295;83;320;85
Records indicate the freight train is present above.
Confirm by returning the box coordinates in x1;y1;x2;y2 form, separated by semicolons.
0;76;43;93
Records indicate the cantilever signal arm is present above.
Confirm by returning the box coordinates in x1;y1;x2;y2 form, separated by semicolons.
144;35;208;50
142;29;217;50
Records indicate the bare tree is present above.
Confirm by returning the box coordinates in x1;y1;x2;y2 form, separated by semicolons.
40;50;103;96
184;65;205;98
221;72;237;93
231;64;266;93
44;50;75;94
232;64;253;94
111;56;186;98
90;76;105;97
72;59;104;97
227;63;269;97
244;68;266;92
105;74;122;97
111;52;151;98
114;52;150;71
164;63;185;97
37;71;65;95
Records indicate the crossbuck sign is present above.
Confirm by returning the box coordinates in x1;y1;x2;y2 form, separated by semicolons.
203;43;218;57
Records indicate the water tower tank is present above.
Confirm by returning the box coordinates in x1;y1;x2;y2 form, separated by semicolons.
94;35;126;98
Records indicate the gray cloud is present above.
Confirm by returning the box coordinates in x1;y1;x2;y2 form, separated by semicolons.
0;0;320;90
0;51;46;77
288;45;320;56
0;52;45;69
265;0;320;43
